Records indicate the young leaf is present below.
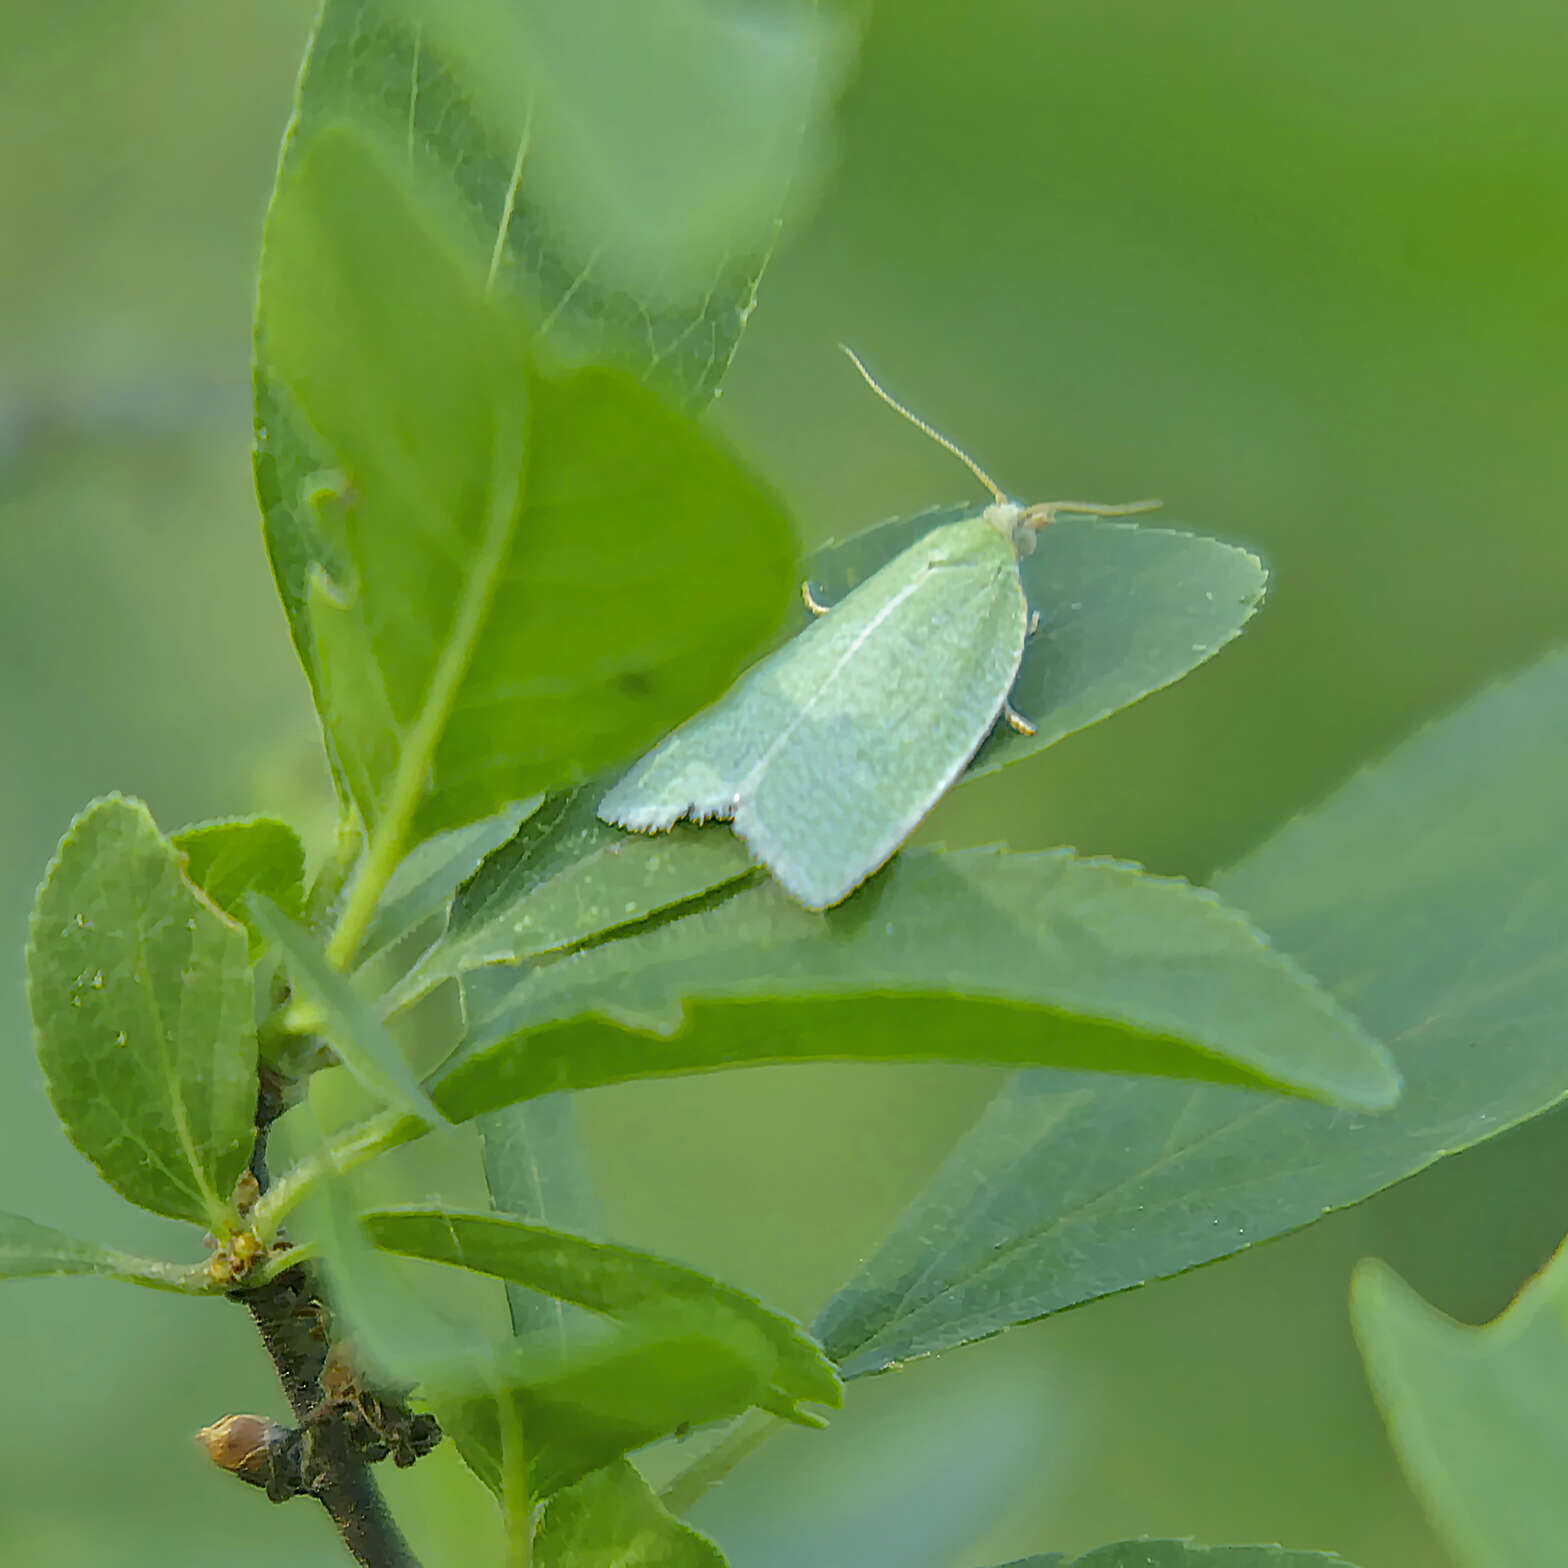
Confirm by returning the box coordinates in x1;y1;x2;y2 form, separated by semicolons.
363;1206;841;1421
172;815;305;957
534;1459;726;1568
391;784;755;1010
248;898;440;1126
814;647;1568;1378
0;1211;205;1294
27;796;257;1228
1353;1243;1568;1568
257;123;798;848
432;848;1398;1121
983;1546;1356;1568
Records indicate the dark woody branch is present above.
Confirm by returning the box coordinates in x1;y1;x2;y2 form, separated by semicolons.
197;1064;440;1568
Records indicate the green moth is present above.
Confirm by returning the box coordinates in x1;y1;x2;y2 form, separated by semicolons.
598;351;1157;909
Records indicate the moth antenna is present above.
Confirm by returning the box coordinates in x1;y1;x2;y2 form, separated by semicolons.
840;345;1008;506
1025;497;1163;531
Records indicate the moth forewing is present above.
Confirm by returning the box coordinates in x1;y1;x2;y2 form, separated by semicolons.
598;516;992;833
597;677;773;831
722;514;1029;908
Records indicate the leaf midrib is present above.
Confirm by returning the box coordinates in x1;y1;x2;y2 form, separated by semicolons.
326;407;530;969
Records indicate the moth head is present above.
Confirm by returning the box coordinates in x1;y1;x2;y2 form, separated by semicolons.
983;501;1034;555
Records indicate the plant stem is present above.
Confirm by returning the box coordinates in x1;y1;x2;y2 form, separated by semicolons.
502;1494;534;1568
324;807;415;972
244;1262;423;1567
248;1241;318;1288
306;815;366;929
498;1390;534;1568
239;1077;426;1567
250;1109;427;1244
318;1471;424;1568
659;1409;782;1515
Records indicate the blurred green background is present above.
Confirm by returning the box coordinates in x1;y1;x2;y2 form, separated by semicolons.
4;2;1568;1563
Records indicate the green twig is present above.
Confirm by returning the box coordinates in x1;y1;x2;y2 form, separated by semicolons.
306;815;366;930
250;1110;427;1244
659;1409;782;1515
497;1389;534;1568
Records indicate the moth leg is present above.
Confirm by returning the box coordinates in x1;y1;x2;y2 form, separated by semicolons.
1004;700;1037;736
1026;609;1041;638
801;581;831;617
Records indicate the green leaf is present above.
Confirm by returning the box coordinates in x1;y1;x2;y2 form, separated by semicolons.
26;796;257;1228
266;0;845;410
471;989;605;1428
814;648;1568;1377
0;1211;206;1295
435;1307;781;1503
432;848;1399;1121
364;1206;841;1421
301;1125;509;1389
391;784;755;1011
1352;1244;1568;1568
799;510;1268;779
983;1546;1356;1568
478;1092;604;1340
249;899;440;1125
355;799;541;971
479;1095;601;1245
535;1459;727;1568
382;0;849;308
257;123;798;847
300;1140;791;1504
172;816;305;957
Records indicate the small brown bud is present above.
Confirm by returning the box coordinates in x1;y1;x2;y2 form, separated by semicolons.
231;1230;264;1274
234;1170;261;1214
203;1227;266;1287
196;1413;287;1487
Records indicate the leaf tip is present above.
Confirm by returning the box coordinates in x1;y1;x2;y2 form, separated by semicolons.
1334;1047;1404;1114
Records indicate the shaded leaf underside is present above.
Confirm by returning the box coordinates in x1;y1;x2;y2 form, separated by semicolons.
813;648;1568;1376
